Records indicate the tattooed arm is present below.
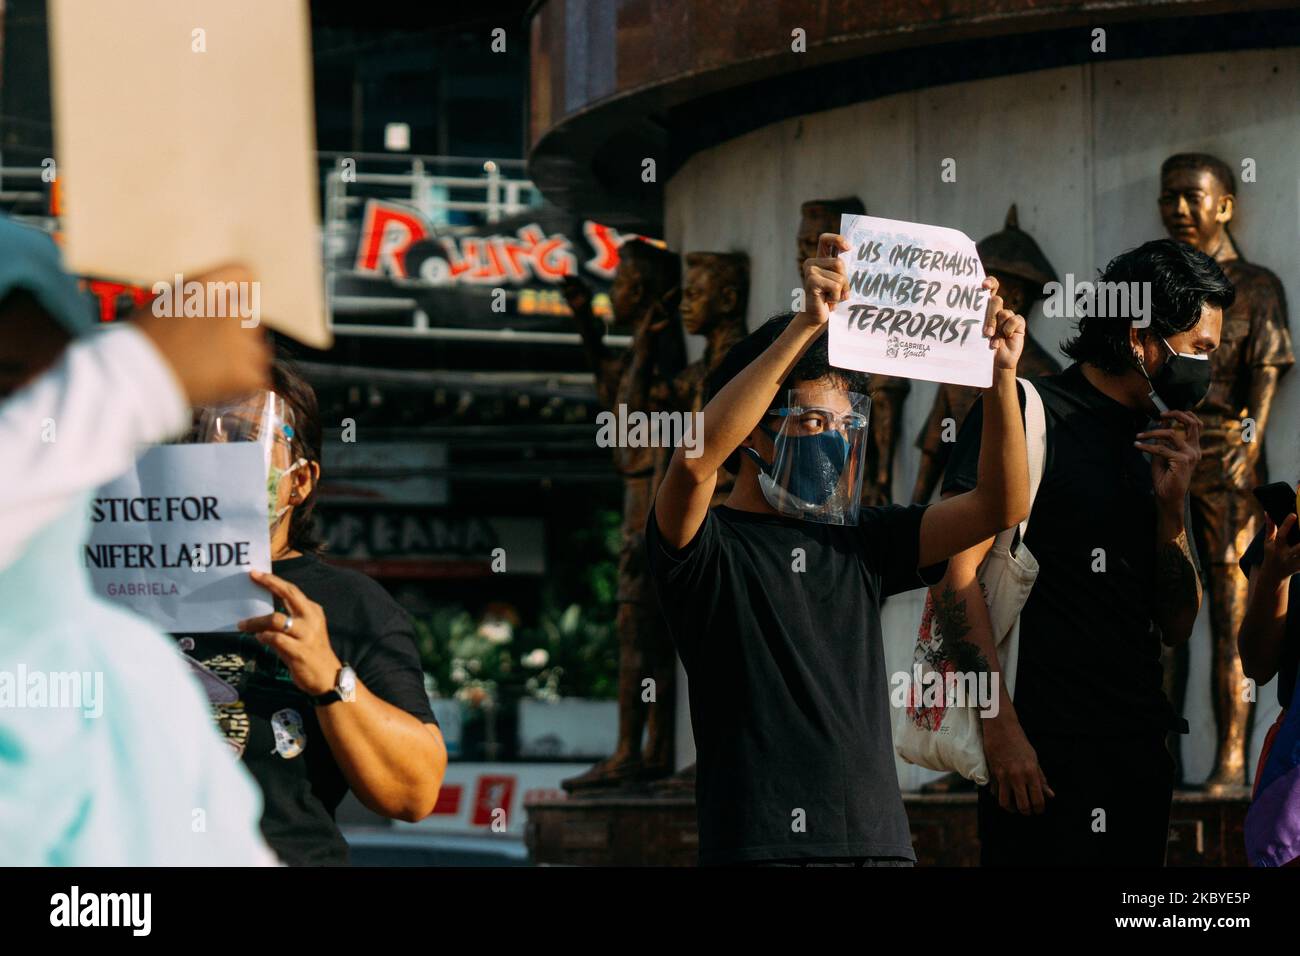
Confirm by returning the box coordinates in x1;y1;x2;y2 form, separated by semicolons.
928;527;1054;815
1136;409;1205;646
1152;507;1203;647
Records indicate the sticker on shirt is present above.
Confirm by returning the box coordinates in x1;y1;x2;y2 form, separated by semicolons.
179;652;240;705
191;651;252;758
271;708;307;759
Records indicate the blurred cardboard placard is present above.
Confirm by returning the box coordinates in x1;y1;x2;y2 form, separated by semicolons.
49;0;331;348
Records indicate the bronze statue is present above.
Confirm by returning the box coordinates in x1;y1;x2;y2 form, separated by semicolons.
800;197;908;506
646;251;750;795
671;251;750;504
561;241;685;789
1158;152;1295;791
911;205;1062;506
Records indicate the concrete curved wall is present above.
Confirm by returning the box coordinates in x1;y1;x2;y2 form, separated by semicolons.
666;46;1300;788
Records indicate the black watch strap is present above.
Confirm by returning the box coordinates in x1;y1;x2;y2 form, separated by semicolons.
312;662;354;706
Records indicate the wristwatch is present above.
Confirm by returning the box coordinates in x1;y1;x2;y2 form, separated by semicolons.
312;663;357;706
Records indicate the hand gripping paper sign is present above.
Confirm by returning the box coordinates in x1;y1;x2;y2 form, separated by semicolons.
85;444;272;633
830;214;993;388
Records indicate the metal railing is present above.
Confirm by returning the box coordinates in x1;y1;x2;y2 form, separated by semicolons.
0;153;628;347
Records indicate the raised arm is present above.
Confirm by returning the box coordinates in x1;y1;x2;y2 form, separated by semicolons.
0;271;268;571
653;233;850;549
1238;514;1300;683
917;279;1030;568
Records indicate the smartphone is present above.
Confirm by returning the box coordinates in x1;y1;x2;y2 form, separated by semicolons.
1253;481;1300;545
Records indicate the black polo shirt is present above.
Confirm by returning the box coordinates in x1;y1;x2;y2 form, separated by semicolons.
943;363;1188;738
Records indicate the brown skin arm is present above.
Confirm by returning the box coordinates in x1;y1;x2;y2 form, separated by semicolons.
655;310;828;548
915;277;1030;565
655;234;855;548
916;364;1030;567
240;571;447;822
928;529;1055;814
1136;410;1205;645
1239;514;1300;683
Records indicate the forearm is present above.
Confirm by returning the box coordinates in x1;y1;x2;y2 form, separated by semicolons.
673;312;825;482
0;325;188;571
1239;567;1290;681
1153;507;1202;645
317;683;447;822
972;368;1029;533
929;543;1016;724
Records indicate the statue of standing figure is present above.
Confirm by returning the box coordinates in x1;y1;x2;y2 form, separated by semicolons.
799;197;910;507
561;240;684;789
911;205;1063;506
648;250;750;795
671;252;750;505
1157;152;1295;791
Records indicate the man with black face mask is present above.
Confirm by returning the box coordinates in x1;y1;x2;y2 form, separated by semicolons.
938;238;1234;866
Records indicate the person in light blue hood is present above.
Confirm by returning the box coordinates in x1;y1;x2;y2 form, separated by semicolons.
0;216;277;864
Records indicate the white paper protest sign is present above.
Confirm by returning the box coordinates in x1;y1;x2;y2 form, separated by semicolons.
85;444;273;633
829;214;993;388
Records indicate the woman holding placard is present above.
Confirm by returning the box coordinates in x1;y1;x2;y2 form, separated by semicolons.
176;360;447;865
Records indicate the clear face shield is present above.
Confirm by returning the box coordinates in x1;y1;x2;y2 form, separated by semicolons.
178;391;305;530
742;385;871;526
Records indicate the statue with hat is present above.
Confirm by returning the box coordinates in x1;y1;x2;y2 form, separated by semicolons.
669;251;750;505
911;205;1062;507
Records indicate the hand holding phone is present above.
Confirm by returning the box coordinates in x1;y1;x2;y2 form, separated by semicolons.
1253;481;1300;546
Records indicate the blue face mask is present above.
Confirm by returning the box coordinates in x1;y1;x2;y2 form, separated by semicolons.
743;424;851;508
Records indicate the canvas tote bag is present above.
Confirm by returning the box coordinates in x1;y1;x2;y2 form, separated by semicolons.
894;379;1046;785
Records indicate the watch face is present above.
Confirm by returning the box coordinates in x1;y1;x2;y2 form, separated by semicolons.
338;666;357;701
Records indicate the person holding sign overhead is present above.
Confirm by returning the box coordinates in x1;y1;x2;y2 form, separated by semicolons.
646;232;1030;865
173;360;447;865
0;215;275;864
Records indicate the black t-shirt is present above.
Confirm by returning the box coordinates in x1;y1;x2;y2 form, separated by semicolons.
646;502;945;865
943;364;1187;738
1239;531;1300;709
172;553;437;866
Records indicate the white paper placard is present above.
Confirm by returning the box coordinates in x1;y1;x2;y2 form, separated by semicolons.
85;444;273;633
48;0;331;349
829;214;993;388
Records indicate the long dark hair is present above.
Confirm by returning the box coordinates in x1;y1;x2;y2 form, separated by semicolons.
272;358;325;554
